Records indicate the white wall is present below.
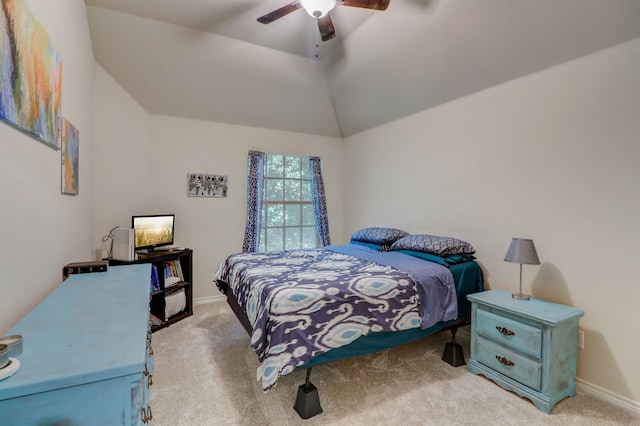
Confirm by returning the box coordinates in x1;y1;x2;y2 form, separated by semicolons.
343;38;640;407
0;0;95;333
91;65;152;258
146;116;344;300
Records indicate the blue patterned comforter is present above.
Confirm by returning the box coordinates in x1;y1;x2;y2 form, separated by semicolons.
215;245;456;391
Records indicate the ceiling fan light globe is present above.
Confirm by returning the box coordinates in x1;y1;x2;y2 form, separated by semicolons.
301;0;337;18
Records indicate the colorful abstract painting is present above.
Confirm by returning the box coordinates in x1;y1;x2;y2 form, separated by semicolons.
0;0;62;148
61;118;78;195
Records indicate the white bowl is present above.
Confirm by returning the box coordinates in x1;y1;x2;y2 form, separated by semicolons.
0;335;22;357
0;344;8;369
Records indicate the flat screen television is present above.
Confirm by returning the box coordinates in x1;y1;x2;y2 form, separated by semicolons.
132;214;175;252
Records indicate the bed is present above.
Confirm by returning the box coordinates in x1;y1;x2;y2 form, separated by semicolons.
214;228;484;418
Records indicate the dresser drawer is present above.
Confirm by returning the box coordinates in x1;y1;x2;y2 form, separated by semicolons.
476;309;542;358
476;339;542;391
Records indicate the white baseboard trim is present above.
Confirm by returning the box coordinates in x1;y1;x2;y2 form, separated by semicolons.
576;378;640;415
194;295;225;305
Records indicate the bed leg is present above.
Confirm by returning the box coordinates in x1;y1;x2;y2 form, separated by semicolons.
442;327;466;367
293;367;323;419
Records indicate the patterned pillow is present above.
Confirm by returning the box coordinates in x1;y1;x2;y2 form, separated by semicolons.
390;234;476;256
350;227;409;245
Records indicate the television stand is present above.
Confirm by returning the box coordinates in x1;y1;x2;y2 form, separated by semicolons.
108;248;193;332
136;247;174;255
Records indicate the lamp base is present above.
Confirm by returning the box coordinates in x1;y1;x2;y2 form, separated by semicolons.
512;292;531;300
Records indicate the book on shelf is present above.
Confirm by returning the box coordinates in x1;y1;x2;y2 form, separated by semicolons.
174;259;184;281
163;259;184;282
150;265;160;291
164;260;178;279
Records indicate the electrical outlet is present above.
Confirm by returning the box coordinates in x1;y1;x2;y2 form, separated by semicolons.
578;330;585;349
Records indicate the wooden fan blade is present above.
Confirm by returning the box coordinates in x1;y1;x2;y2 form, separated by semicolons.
257;1;302;24
338;0;390;11
318;14;336;41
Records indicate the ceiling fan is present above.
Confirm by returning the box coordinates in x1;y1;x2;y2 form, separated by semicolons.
257;0;390;42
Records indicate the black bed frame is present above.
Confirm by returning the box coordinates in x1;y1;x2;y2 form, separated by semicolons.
216;280;469;419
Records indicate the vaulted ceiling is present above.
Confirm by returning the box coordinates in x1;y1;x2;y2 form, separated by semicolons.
85;0;640;137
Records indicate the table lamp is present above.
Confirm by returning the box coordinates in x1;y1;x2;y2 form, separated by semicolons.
504;238;540;300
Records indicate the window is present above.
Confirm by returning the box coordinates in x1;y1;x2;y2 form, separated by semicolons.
258;154;319;251
242;150;329;253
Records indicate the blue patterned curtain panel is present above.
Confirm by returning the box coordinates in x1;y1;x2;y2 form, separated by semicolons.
242;150;265;252
309;156;330;246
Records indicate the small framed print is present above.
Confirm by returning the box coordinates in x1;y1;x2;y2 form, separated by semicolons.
187;173;228;197
61;118;79;195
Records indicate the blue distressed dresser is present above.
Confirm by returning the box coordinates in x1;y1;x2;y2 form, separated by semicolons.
467;289;584;413
0;264;153;425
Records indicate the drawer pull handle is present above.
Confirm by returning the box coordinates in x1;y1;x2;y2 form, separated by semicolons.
141;406;153;423
496;326;515;336
496;355;515;367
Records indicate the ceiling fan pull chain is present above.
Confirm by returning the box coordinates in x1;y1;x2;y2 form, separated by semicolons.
315;21;320;59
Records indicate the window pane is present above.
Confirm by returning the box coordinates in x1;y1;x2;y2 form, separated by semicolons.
266;204;284;227
285;227;301;249
266;155;283;178
284;156;301;178
258;228;266;252
285;179;301;202
302;227;318;248
285;204;301;227
265;179;284;201
267;228;283;251
302;204;315;226
301;160;310;179
260;203;266;226
301;180;311;201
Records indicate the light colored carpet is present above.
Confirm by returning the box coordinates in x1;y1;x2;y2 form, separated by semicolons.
150;300;640;425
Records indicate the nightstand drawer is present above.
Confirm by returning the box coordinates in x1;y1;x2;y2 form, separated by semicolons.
476;309;542;358
476;340;542;391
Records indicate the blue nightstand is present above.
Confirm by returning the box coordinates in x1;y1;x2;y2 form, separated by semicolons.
467;289;584;413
